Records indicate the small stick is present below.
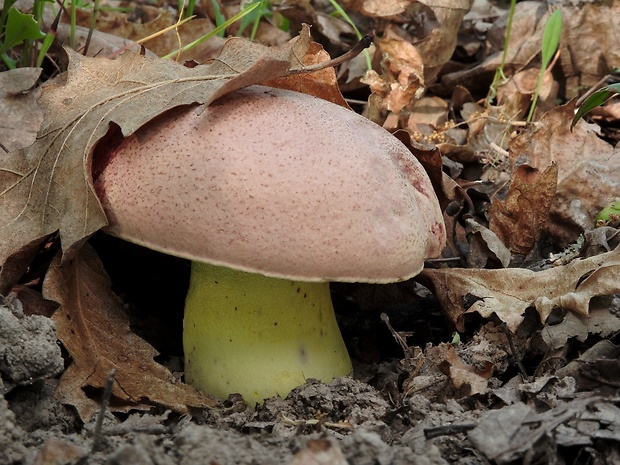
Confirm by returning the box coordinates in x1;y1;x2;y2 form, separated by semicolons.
381;313;413;359
91;368;116;452
501;324;530;381
424;423;476;439
287;32;374;75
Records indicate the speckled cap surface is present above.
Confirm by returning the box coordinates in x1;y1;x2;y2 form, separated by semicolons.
93;86;445;283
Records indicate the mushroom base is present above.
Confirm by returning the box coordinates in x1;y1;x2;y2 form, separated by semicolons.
183;262;353;405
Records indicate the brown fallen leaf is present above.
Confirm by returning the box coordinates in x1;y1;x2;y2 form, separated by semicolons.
362;27;425;116
45;243;214;421
0;27;310;267
439;345;494;396
489;163;558;255
421;246;620;332
509;102;620;245
463;218;511;268
265;41;348;107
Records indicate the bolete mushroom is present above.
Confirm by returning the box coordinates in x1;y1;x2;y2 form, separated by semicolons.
93;85;445;405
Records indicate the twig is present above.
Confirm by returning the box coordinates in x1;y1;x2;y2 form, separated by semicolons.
91;368;116;453
287;32;374;76
424;423;476;439
501;324;530;381
380;313;413;359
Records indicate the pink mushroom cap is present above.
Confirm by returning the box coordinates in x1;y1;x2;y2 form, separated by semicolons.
93;85;445;283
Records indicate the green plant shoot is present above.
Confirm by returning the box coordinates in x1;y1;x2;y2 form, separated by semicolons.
571;82;620;129
0;7;46;69
526;9;563;122
595;200;620;227
0;7;46;55
210;0;226;37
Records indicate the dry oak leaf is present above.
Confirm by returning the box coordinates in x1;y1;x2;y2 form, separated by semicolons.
0;27;311;266
421;246;620;332
45;243;214;421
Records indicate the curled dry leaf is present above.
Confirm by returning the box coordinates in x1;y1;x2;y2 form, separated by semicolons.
362;0;473;123
421;246;620;332
489;163;558;255
45;244;214;421
0;27;310;267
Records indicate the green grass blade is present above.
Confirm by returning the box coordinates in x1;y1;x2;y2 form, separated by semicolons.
327;0;371;70
210;0;226;37
540;9;562;70
526;9;563;122
571;83;620;129
36;31;55;67
162;2;259;59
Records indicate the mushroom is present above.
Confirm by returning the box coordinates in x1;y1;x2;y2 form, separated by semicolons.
92;85;445;405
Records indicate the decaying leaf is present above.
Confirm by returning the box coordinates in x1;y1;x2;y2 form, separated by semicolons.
439;346;494;396
362;30;425;115
464;218;511;268
489;163;558;255
469;397;616;464
421;246;620;332
540;301;620;350
45;244;214;421
510;103;620;244
0;27;311;267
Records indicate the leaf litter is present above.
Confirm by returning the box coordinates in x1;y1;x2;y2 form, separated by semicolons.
2;0;620;464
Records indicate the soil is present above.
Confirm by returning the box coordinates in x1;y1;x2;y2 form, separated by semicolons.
3;272;620;465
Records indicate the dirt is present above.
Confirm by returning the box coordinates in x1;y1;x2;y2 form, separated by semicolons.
3;286;620;465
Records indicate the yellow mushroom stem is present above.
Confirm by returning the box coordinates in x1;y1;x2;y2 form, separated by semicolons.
183;262;353;405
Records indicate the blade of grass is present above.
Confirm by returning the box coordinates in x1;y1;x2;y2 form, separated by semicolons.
69;0;76;49
487;0;516;104
327;0;371;70
36;5;62;67
210;0;226;37
526;9;562;122
249;0;267;41
185;0;196;19
571;83;620;129
162;2;259;59
105;14;196;59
